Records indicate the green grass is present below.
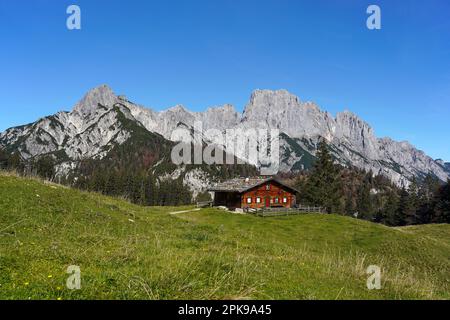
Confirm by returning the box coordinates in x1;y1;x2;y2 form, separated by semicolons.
0;172;449;300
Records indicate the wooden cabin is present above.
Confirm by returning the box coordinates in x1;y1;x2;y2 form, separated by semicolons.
208;177;298;210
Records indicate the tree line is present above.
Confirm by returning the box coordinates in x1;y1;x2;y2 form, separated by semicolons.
0;149;193;206
1;144;449;226
291;140;450;225
0;151;55;180
71;168;193;206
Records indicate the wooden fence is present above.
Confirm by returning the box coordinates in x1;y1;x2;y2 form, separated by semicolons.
247;205;325;217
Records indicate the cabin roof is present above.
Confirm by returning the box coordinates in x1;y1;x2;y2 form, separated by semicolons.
208;177;299;194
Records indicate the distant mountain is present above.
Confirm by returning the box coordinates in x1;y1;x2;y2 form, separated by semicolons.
0;85;256;197
235;89;450;186
1;85;449;193
436;159;450;178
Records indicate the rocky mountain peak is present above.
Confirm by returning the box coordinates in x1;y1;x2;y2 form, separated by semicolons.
244;89;300;114
201;104;241;130
165;104;190;114
336;110;374;134
72;84;118;116
1;85;449;187
241;89;334;139
435;159;450;171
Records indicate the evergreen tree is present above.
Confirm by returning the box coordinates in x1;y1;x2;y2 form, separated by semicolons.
35;155;55;180
303;140;343;213
0;149;8;170
357;176;374;219
416;174;441;224
379;189;399;226
404;178;420;225
422;174;441;201
344;196;356;217
8;152;23;172
434;180;450;223
145;175;157;206
395;187;409;226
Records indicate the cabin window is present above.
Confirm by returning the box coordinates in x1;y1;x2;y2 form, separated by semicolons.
274;197;279;204
246;197;252;204
283;197;288;203
266;184;270;190
256;197;261;203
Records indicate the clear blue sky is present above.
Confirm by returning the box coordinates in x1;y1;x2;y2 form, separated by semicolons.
0;0;449;161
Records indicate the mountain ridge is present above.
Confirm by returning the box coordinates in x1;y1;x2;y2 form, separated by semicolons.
1;85;449;190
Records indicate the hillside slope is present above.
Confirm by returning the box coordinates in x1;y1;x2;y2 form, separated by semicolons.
0;172;448;300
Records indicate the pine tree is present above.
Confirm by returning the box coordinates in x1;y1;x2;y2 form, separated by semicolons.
145;175;157;206
357;176;374;220
36;156;55;180
379;189;399;226
434;180;450;223
395;187;409;226
8;152;23;172
404;178;420;225
416;174;441;224
0;149;8;170
304;140;343;213
0;149;9;170
344;196;356;216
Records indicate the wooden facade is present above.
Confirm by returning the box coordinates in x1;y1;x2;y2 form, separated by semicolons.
209;177;298;210
240;180;295;209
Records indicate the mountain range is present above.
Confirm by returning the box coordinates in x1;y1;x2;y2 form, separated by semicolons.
1;84;449;195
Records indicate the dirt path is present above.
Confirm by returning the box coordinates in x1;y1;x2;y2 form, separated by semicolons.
169;208;202;215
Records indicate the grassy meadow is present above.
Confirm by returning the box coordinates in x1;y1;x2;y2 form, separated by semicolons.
0;172;449;300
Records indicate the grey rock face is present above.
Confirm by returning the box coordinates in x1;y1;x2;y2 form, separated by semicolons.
436;159;450;175
73;84;118;116
1;85;448;188
0;85;135;161
334;111;380;159
241;89;334;139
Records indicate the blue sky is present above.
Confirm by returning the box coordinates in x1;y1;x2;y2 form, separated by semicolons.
0;0;449;161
